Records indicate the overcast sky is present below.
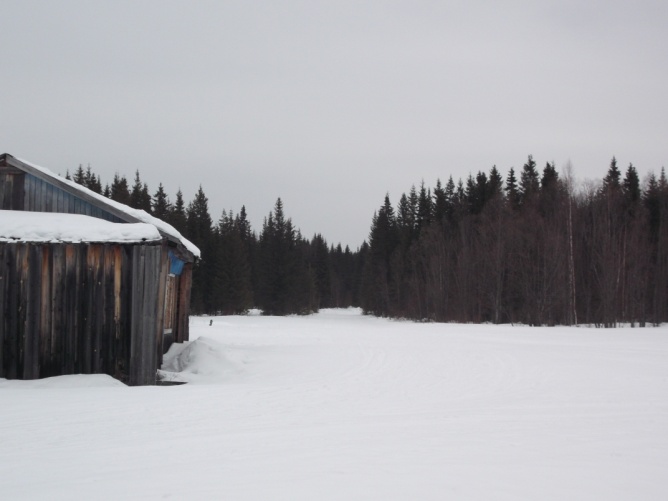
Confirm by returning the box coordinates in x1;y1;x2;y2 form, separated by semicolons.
2;1;666;248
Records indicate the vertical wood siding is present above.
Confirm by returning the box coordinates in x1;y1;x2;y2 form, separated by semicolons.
175;263;193;343
0;241;170;385
0;172;25;209
20;174;125;222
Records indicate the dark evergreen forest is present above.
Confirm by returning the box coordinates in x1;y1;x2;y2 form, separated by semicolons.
66;164;364;316
69;155;668;326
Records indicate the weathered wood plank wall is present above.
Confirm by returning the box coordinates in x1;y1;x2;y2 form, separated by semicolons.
0;241;169;385
0;164;124;221
175;263;193;343
154;248;169;366
130;245;162;386
0;172;25;209
21;174;125;222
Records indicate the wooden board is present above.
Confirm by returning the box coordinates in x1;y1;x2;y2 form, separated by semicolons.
0;241;179;385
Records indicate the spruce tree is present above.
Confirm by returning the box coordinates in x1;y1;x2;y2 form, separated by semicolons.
129;171;143;209
622;164;640;206
519;155;540;206
396;193;415;246
506;167;520;210
432;179;448;224
416;182;432;232
129;171;152;212
659;167;668;191
361;195;398;316
152;183;172;221
186;186;214;248
444;176;456;223
603;156;622;192
236;206;253;244
83;165;93;188
94;175;103;194
73;164;85;185
311;234;332;308
110;174;131;205
233;208;255;309
140;183;151;212
540;162;559;191
539;162;561;218
168;189;188;234
454;179;466;218
473;171;488;214
464;174;478;214
186;186;215;313
83;165;102;193
256;198;307;315
215;210;253;314
487;166;504;200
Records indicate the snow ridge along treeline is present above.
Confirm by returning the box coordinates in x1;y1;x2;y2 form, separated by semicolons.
68;156;668;325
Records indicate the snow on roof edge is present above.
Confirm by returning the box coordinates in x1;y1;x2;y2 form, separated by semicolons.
15;156;201;258
0;210;163;244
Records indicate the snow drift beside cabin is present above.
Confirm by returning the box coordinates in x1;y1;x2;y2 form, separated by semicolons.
158;337;246;383
0;210;161;243
15;157;200;257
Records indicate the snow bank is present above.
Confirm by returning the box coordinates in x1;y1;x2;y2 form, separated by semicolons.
158;337;245;383
0;210;161;243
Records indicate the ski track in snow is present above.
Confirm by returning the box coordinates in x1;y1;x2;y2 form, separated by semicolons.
1;309;667;500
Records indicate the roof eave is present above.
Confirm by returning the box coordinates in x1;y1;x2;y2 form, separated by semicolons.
1;153;198;260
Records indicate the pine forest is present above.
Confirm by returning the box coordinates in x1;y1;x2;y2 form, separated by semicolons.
67;156;668;327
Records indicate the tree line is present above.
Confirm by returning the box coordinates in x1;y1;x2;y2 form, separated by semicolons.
66;165;363;316
359;157;668;326
67;156;668;326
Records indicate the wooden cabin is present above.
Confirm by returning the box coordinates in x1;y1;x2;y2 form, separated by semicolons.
0;153;199;385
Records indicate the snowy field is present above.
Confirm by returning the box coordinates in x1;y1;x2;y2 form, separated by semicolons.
2;309;667;500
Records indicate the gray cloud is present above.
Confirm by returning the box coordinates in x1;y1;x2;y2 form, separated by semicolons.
2;0;666;247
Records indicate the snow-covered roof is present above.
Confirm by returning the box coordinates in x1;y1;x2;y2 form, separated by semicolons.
0;210;162;244
7;156;200;257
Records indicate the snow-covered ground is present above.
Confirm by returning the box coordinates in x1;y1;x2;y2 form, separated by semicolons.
2;309;667;500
